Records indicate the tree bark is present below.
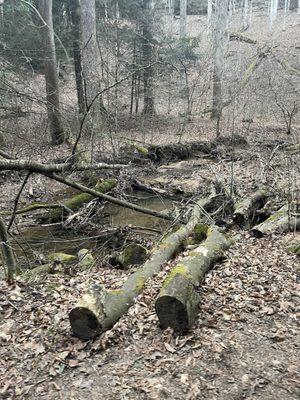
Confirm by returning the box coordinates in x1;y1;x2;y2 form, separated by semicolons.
155;227;231;332
0;217;17;281
69;0;86;115
211;0;229;134
38;0;64;145
180;0;187;38
80;0;106;113
69;193;222;339
250;205;300;238
142;0;156;116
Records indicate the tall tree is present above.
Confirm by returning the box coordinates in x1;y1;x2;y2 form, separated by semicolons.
211;0;229;136
38;0;64;145
180;0;187;38
142;0;156;116
80;0;106;113
69;0;86;115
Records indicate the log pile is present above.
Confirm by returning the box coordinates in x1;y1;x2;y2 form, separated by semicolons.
69;191;226;339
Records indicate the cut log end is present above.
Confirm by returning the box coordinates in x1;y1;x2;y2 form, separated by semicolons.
69;307;101;340
155;296;190;332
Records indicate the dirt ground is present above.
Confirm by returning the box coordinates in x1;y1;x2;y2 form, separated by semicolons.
0;121;300;400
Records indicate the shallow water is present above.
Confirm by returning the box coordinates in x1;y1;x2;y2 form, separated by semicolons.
12;191;176;269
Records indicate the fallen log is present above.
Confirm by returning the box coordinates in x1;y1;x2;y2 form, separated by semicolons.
250;205;300;238
69;192;224;340
155;227;231;332
233;190;271;227
47;179;117;222
130;141;216;162
0;159;129;173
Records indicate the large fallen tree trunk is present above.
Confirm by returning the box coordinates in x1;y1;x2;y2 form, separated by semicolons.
69;192;224;340
233;189;271;227
250;205;300;238
155;227;231;332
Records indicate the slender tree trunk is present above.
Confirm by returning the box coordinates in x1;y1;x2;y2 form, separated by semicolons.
80;0;106;113
242;0;249;29
180;0;187;38
38;0;64;145
142;0;156;116
207;0;212;28
69;0;86;115
0;217;17;281
211;0;229;136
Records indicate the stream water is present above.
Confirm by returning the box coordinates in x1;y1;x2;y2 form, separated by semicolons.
12;191;176;270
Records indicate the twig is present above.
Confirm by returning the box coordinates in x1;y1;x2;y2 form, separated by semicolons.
7;172;31;232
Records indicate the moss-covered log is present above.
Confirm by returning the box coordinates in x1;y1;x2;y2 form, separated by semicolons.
69;192;223;340
48;179;117;221
250;205;300;238
233;190;270;227
155;227;231;332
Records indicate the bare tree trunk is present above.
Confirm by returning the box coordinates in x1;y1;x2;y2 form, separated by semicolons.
38;0;64;146
180;0;187;38
80;0;106;113
207;0;212;29
69;0;86;115
142;0;156;116
211;0;229;136
0;217;17;281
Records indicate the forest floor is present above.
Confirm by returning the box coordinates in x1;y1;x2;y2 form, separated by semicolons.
0;118;300;400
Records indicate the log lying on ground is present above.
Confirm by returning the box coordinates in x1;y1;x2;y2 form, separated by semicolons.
131;141;216;162
250;205;300;238
47;179;117;222
0;159;128;173
233;190;271;227
155;227;231;332
69;192;224;340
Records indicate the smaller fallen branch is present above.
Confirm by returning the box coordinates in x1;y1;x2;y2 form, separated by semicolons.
0;202;72;217
155;227;231;332
250;205;300;238
233;190;271;227
229;32;257;44
69;191;223;339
